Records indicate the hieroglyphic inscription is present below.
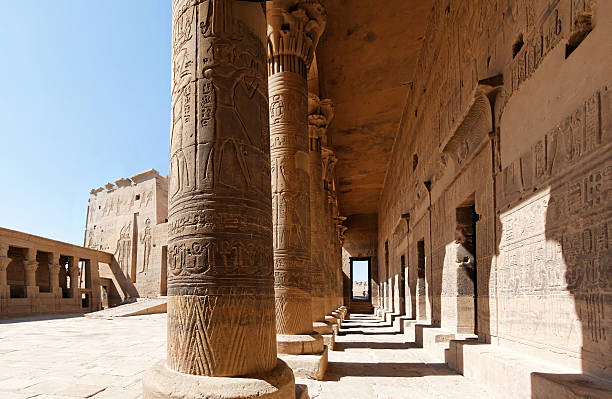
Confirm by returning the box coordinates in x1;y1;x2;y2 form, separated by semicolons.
509;2;564;93
497;84;611;350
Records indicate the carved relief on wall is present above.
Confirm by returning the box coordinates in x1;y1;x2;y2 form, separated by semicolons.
114;221;132;278
139;218;152;274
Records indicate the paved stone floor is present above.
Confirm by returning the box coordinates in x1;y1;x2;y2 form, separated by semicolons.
0;313;493;398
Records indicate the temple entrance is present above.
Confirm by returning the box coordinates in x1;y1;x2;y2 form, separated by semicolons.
350;258;371;301
455;197;478;334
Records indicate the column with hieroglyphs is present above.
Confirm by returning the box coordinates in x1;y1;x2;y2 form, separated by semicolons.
267;0;328;368
308;94;337;337
144;1;294;398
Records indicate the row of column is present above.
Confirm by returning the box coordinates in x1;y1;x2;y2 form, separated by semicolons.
0;244;80;301
143;1;345;398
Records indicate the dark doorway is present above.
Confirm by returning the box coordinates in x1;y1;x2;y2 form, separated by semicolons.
399;255;406;314
350;257;371;301
417;239;426;320
160;245;168;296
456;197;478;334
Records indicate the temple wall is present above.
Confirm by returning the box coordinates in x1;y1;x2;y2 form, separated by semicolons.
86;169;169;298
378;0;611;379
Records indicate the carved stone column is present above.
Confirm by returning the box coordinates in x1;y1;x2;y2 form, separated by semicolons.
0;244;10;306
143;1;294;398
308;94;334;325
24;248;39;299
322;148;338;316
68;257;80;301
89;259;102;311
267;0;326;359
49;252;61;298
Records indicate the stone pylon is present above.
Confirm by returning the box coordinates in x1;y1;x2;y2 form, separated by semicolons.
267;0;327;359
308;94;334;325
143;1;294;398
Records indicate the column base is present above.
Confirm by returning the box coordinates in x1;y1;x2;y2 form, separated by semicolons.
325;315;341;328
143;359;295;399
277;332;324;355
295;383;309;399
313;321;335;351
280;345;328;381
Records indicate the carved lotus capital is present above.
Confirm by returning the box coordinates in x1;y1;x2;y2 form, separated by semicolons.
0;256;10;271
308;94;334;141
267;0;326;69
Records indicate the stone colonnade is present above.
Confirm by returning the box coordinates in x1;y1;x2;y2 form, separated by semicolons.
0;228;103;317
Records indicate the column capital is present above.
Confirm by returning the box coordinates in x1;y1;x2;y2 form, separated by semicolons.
49;263;61;274
267;0;326;75
0;256;10;271
68;264;79;277
0;243;8;257
23;260;39;273
308;94;334;144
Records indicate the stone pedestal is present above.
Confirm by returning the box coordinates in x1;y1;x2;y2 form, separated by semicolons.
143;1;293;398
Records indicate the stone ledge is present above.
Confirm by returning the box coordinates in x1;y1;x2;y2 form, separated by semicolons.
531;372;612;399
277;333;324;356
445;340;612;398
280;345;328;381
393;315;415;333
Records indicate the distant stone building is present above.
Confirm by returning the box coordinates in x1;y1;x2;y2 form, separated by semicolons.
85;169;168;298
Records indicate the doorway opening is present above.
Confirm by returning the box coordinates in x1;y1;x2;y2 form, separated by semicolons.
456;195;478;334
160;245;168;296
399;255;406;314
416;239;426;320
350;257;371;301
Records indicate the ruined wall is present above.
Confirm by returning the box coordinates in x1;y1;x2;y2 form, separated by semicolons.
379;0;611;379
86;169;169;298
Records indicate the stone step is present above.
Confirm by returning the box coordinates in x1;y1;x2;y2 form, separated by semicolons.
446;338;612;398
85;297;167;318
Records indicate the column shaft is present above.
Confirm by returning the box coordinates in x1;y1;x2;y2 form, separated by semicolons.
308;95;334;323
49;252;61;297
0;244;10;299
166;0;276;378
270;70;312;335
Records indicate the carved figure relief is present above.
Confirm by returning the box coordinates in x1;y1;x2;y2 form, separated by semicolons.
140;218;152;274
114;221;132;278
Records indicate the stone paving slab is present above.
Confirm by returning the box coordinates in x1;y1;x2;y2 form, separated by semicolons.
0;313;494;398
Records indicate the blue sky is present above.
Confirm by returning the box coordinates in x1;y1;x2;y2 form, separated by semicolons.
352;260;369;283
0;1;171;245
